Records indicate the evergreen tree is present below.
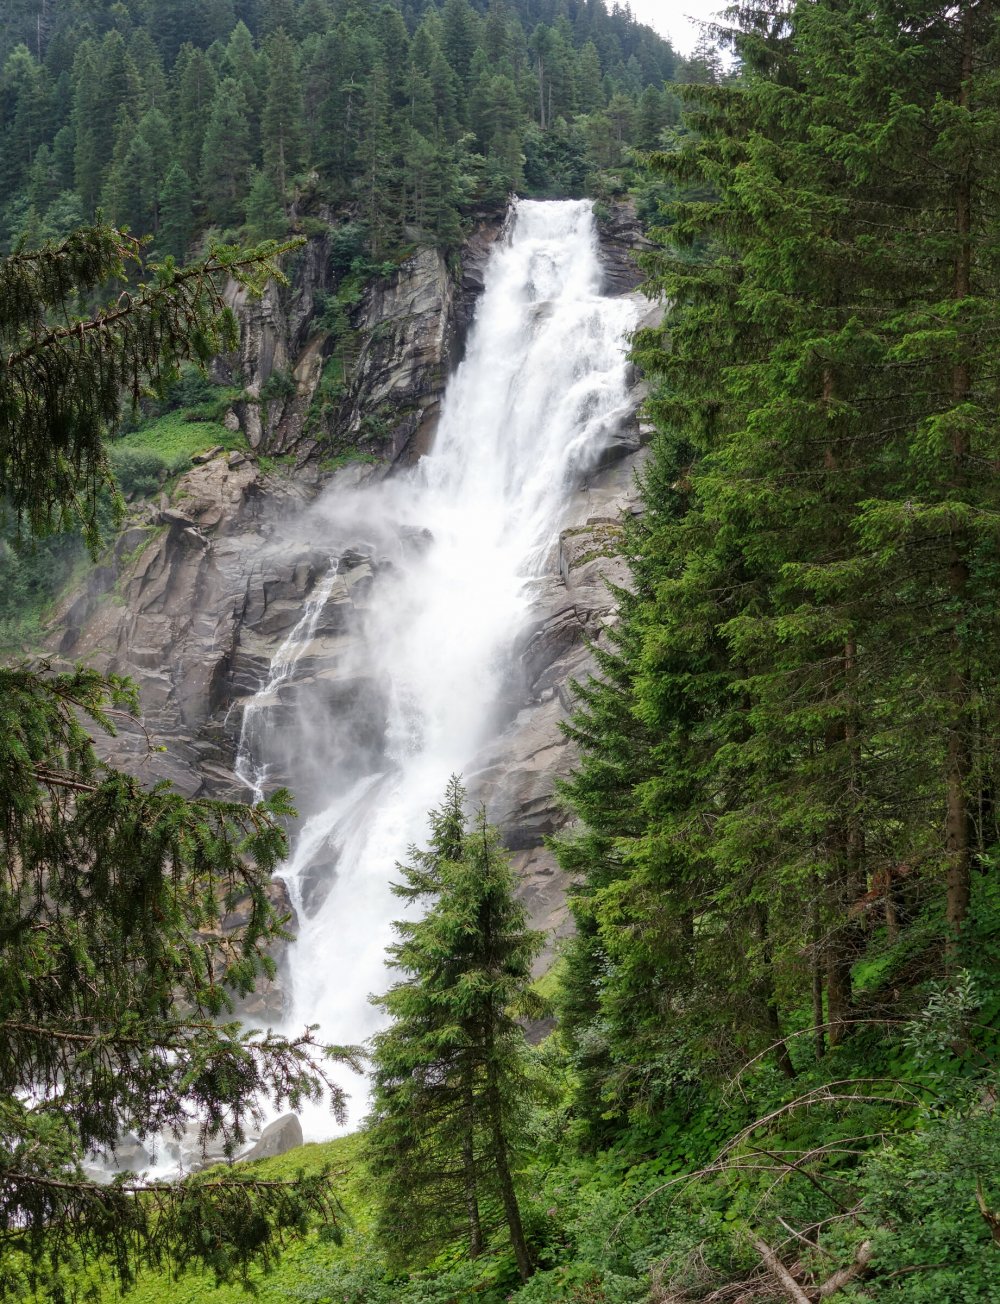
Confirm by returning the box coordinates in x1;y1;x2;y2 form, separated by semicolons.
0;45;52;200
0;225;358;1299
558;0;1000;1141
575;40;605;114
171;44;218;183
366;778;542;1282
261;28;304;194
158;160;196;258
243;165;286;241
200;77;252;228
71;41;103;213
441;0;480;95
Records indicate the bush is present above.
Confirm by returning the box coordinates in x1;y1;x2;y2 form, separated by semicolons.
261;368;297;402
108;446;170;498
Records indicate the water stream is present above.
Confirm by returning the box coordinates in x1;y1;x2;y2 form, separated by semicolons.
241;198;639;1136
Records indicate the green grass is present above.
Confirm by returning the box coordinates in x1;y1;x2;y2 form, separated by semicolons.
98;1133;369;1304
114;410;245;465
531;957;566;1006
109;408;249;501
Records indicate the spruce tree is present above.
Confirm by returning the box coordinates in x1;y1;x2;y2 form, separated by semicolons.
558;0;1000;1135
171;44;218;183
200;77;252;228
243;166;286;242
261;28;305;195
0;225;359;1299
158;161;196;258
366;778;542;1282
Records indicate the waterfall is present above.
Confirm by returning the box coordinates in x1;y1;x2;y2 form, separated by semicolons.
234;560;341;803
270;199;638;1135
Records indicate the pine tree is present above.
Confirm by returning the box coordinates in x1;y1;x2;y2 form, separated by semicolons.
261;28;304;195
0;225;359;1300
366;778;542;1282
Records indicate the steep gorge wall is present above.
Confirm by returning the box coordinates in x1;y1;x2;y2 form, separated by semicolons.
56;201;657;980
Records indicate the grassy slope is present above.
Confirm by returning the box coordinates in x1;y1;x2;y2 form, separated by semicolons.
99;1134;369;1304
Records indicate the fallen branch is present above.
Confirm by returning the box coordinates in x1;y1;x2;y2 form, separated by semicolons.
749;1235;811;1304
817;1239;873;1297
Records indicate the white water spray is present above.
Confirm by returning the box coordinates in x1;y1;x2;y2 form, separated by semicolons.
267;200;638;1134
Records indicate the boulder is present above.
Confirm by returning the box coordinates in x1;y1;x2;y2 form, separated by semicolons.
241;1114;303;1162
191;445;224;465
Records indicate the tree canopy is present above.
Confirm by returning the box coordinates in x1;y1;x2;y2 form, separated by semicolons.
0;0;694;258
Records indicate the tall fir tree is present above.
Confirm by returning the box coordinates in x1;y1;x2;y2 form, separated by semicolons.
261;28;304;194
366;778;542;1282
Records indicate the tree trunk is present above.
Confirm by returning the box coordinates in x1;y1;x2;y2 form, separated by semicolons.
945;6;975;943
754;904;796;1077
484;1056;533;1281
812;894;826;1060
461;1072;484;1258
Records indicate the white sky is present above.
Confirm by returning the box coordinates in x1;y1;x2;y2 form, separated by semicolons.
627;0;726;55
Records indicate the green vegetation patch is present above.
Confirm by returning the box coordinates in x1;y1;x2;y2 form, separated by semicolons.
110;409;246;499
97;1135;368;1304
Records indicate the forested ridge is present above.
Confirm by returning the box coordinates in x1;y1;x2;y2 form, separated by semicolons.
4;0;1000;1301
0;0;687;257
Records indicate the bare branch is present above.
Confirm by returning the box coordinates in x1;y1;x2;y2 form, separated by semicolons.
748;1235;812;1304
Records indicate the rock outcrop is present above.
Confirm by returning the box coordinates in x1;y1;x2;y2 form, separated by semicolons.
54;202;660;994
597;198;651;294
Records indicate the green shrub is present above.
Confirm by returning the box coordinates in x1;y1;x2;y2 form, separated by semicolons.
261;367;296;401
110;447;170;497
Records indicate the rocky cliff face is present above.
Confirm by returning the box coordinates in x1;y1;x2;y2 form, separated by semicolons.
57;200;658;993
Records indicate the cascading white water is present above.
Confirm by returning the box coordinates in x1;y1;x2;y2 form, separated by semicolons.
273;199;638;1135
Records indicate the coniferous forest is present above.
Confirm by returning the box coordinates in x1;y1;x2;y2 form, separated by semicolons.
4;0;1000;1302
0;0;683;257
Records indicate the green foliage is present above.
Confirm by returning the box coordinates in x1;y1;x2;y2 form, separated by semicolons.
0;0;686;266
0;225;346;1299
0;524;87;651
109;408;244;498
259;367;296;402
0;227;297;550
83;1136;364;1303
0;664;360;1300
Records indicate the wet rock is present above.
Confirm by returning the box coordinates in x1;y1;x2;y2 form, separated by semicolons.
160;507;196;529
596;199;651;294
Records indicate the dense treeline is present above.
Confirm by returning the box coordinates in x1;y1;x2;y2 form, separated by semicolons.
0;0;698;257
533;0;1000;1295
561;0;1000;1124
